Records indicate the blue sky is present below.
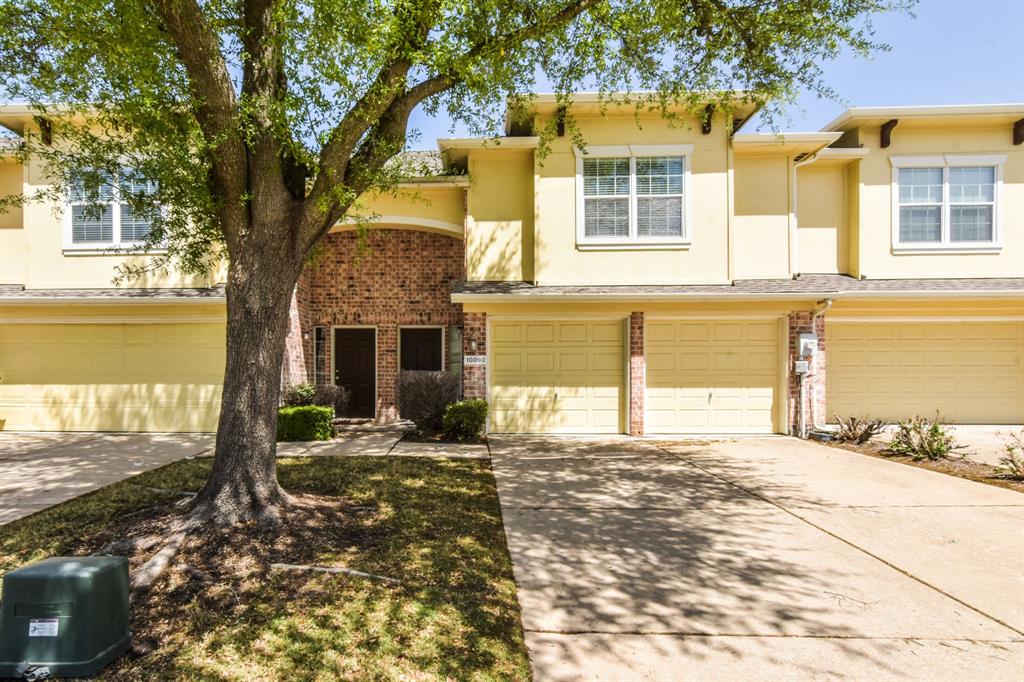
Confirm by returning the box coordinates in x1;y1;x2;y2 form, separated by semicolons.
407;0;1024;148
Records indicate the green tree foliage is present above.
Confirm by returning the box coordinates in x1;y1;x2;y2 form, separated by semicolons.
0;0;909;523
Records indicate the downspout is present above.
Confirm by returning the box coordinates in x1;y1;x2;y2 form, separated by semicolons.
802;297;834;436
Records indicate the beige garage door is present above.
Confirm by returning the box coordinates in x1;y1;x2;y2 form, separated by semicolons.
646;320;780;434
0;322;225;432
490;319;624;433
827;321;1024;424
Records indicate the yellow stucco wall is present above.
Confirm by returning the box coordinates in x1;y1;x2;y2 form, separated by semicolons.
532;112;732;285
733;155;791;279
465;151;534;281
344;184;465;236
852;125;1024;279
0;158;26;284
797;164;849;274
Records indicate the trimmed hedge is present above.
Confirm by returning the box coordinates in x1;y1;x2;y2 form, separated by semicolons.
442;399;489;441
277;405;334;442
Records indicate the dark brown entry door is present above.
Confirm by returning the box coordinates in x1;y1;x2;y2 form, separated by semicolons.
400;328;443;371
334;328;376;418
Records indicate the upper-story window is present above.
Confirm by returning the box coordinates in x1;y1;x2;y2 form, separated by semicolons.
576;144;692;248
66;168;159;251
891;155;1005;251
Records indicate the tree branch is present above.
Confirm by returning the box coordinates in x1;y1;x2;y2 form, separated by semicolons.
300;0;604;251
149;0;248;242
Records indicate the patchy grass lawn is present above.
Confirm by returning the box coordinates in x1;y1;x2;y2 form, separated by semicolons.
0;457;531;681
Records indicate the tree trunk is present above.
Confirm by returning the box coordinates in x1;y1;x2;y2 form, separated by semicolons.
191;245;303;525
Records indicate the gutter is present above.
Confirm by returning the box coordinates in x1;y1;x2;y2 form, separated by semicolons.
0;296;226;305
451;288;1024;304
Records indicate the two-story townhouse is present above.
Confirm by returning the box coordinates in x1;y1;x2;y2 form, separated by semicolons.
1;97;1022;435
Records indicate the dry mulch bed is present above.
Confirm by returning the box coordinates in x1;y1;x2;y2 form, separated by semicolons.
826;439;1024;494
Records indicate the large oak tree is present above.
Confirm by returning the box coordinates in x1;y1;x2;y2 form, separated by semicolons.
0;0;906;525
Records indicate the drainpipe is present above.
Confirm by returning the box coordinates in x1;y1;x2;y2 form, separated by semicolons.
803;297;833;435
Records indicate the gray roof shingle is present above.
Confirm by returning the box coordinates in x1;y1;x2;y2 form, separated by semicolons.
451;274;1024;299
0;285;226;300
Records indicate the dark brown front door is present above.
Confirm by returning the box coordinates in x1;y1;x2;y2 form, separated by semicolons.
400;328;443;371
334;328;376;418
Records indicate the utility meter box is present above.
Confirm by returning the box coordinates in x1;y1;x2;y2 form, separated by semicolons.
798;333;818;357
0;557;131;679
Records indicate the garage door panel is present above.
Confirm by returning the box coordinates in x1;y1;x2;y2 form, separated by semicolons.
827;321;1024;424
489;320;624;434
0;322;225;432
646;319;780;434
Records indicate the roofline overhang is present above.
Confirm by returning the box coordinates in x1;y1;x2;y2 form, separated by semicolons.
732;132;842;156
451;289;1024;304
437;136;539;153
0;295;226;305
822;103;1024;132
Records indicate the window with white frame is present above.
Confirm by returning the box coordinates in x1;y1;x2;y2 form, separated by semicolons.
67;168;158;248
892;155;1004;248
577;145;691;245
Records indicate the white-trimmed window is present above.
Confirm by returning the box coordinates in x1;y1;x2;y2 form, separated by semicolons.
891;155;1005;250
576;144;692;247
66;168;159;251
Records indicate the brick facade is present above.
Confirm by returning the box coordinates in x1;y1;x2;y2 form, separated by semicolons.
628;312;645;436
283;228;464;421
462;312;487;399
787;310;827;436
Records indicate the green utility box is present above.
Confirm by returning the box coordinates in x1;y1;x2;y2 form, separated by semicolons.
0;557;131;679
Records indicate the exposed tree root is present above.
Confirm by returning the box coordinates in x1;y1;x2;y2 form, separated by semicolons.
93;534;163;557
129;517;200;599
270;562;401;585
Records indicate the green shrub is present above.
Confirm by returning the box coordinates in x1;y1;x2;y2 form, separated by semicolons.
398;370;460;431
832;415;886;444
277;405;334;442
997;430;1024;479
443;399;489;441
886;414;962;461
282;382;316;407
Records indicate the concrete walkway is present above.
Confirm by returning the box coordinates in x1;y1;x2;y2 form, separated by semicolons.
0;426;487;525
490;436;1024;681
0;432;214;525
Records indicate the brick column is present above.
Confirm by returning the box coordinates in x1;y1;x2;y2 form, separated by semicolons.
377;324;399;422
628;312;645;436
787;311;827;435
463;312;487;400
281;281;311;387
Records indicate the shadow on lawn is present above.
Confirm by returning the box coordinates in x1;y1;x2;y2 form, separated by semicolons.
1;456;531;681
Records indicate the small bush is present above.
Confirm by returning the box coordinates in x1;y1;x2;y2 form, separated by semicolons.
398;370;460;431
282;382;316;407
997;430;1024;479
277;405;334;442
886;414;962;461
832;415;886;445
313;384;350;417
443;399;489;441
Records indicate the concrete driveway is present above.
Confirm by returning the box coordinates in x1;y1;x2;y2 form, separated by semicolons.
490;436;1024;681
0;432;215;525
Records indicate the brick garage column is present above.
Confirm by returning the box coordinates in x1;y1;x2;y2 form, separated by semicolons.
377;324;399;422
628;312;645;436
787;311;827;435
462;312;487;400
